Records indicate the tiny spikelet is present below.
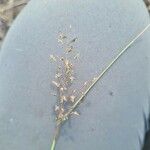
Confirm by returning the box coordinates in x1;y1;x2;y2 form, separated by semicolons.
51;93;57;96
60;95;67;103
50;55;57;62
55;73;62;79
70;76;75;82
93;77;98;82
59;33;67;39
58;33;67;44
74;53;80;59
54;105;59;112
69;37;77;44
71;111;80;116
70;95;76;103
84;81;87;85
60;87;64;91
66;46;73;53
52;81;60;88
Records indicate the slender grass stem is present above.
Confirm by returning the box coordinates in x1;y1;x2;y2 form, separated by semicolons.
50;124;61;150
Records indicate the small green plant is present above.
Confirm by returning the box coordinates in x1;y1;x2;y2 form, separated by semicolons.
50;24;150;150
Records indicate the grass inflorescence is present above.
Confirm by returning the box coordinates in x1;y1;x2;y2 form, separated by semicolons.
50;24;150;150
50;32;91;150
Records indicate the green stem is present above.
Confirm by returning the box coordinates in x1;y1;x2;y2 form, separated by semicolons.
50;124;61;150
50;139;56;150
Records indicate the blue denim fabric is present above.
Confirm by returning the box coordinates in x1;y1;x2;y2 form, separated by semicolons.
0;0;150;150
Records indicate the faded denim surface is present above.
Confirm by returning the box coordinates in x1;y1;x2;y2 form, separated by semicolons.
0;0;150;150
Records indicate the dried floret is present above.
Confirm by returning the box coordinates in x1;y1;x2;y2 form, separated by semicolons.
59;33;67;39
71;111;80;116
52;81;60;88
84;81;87;85
50;55;57;62
55;73;62;78
74;53;80;59
51;93;57;96
68;37;77;44
70;95;76;103
60;95;67;103
54;105;59;112
70;76;75;82
66;46;73;53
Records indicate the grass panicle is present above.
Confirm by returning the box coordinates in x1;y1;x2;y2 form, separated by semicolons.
50;24;150;150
